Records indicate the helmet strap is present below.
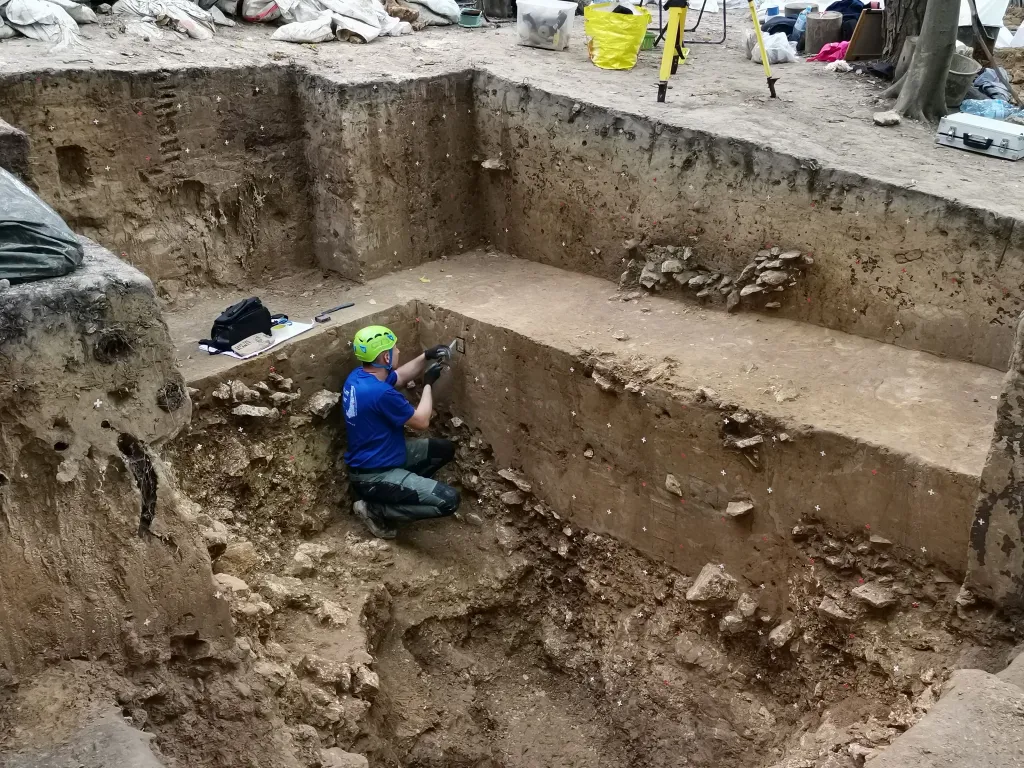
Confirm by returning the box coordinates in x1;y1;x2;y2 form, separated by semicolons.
368;348;394;373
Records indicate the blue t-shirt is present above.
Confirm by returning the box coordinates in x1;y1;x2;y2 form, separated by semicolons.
342;368;415;470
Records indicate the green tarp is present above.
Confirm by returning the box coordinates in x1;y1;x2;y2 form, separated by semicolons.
0;166;83;283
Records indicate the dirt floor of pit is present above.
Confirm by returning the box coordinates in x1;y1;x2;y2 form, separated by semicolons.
110;407;1024;767
0;10;1020;228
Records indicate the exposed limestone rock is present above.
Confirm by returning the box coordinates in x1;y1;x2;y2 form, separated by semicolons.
817;597;853;623
269;391;300;407
300;654;353;693
768;619;797;648
852;582;897;609
719;611;746;634
213;539;260;577
686;563;739;604
230;380;261;403
288;542;336;577
201;523;228;558
254;660;291;692
321;748;370;768
725;500;754;517
213;572;251;597
354;665;380;699
665;473;683;496
500;490;524;506
260;574;312;610
268;372;294;391
498;468;532;493
231;404;280;420
305;390;340;418
736;593;758;618
314;599;349;627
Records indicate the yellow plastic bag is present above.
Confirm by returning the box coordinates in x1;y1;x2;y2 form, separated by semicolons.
584;3;652;70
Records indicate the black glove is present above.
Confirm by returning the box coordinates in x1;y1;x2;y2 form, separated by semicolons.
424;344;448;360
423;361;443;387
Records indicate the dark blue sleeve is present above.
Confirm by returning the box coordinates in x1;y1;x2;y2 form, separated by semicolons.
377;384;415;427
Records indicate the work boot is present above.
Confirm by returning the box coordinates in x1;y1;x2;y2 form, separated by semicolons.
353;500;397;539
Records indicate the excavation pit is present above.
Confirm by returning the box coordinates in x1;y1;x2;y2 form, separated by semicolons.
0;55;1022;768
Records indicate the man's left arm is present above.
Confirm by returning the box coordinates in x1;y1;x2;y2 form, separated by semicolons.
394;344;448;387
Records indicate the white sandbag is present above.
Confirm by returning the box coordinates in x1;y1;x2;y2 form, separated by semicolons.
319;0;379;39
114;0;216;38
0;17;15;36
279;0;324;24
215;0;237;13
124;17;170;37
271;10;332;39
242;0;280;21
208;3;234;22
44;0;96;22
404;0;454;21
373;0;407;34
5;0;81;47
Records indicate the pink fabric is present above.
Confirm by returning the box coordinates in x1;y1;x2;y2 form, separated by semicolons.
807;40;848;62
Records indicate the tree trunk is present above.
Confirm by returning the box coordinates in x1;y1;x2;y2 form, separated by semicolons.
883;0;928;61
880;0;959;122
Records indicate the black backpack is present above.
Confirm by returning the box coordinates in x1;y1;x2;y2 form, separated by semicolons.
201;297;287;354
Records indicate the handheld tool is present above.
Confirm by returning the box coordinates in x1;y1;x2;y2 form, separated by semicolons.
424;337;466;383
747;0;778;98
314;302;355;323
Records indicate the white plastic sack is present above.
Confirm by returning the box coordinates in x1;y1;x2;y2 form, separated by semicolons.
271;10;332;38
0;16;15;36
373;0;408;34
1012;23;1024;48
215;0;236;13
404;0;455;22
113;0;216;37
958;0;1007;27
45;0;96;23
318;0;379;39
748;30;798;64
279;0;323;24
241;0;280;21
208;3;234;23
5;0;81;48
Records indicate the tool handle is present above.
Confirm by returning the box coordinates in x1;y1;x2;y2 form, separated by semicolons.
962;133;994;150
321;302;355;314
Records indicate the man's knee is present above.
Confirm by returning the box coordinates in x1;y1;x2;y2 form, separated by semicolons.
435;483;460;515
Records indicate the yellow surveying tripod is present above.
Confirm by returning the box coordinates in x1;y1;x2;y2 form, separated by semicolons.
656;0;688;103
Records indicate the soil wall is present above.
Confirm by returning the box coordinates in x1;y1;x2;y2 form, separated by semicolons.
0;66;313;292
298;71;484;282
472;74;1024;371
415;303;975;589
0;241;231;675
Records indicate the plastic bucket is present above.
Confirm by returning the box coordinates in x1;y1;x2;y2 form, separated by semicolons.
784;1;816;16
641;29;656;50
946;52;982;108
517;0;577;50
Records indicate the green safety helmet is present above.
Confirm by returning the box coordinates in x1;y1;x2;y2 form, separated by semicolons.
353;325;398;364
